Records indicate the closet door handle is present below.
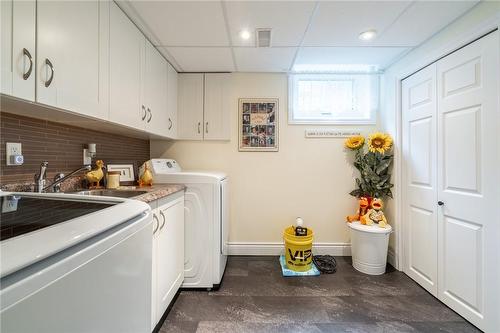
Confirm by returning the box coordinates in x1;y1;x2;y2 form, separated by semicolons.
159;211;166;231
141;105;147;120
437;201;445;206
197;122;201;134
147;108;152;123
168;118;172;130
205;122;208;133
152;214;159;234
22;48;33;80
44;58;54;87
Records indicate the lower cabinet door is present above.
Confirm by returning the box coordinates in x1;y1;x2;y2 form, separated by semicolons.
151;209;159;331
156;198;184;322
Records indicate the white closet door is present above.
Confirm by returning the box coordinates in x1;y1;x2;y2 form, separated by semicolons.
436;31;499;331
402;64;438;296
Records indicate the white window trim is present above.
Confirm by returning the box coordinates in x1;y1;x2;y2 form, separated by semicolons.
288;73;379;125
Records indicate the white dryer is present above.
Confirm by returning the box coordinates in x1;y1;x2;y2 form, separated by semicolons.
143;159;228;289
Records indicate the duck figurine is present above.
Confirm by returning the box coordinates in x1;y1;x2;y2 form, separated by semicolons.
138;162;153;187
85;160;105;189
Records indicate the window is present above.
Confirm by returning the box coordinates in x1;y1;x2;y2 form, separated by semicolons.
288;74;379;124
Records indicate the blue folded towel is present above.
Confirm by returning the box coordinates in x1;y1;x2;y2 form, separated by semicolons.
279;255;320;276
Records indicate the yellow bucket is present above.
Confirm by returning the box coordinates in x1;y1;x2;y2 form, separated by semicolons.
283;226;314;272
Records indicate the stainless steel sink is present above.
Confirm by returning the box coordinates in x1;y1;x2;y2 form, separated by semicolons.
70;189;148;199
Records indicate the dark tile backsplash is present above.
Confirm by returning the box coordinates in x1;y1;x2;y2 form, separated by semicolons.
0;112;150;186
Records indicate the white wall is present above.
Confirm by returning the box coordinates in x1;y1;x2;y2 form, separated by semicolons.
380;1;500;265
151;73;377;252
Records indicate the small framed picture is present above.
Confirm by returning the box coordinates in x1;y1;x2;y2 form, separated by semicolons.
239;98;279;152
107;163;136;185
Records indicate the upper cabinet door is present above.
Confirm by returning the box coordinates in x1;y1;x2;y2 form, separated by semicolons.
1;0;36;101
166;62;178;139
178;74;204;140
36;0;109;120
144;41;168;136
109;1;145;130
204;73;231;140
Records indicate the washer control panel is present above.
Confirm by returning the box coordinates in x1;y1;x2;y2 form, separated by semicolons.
149;159;182;174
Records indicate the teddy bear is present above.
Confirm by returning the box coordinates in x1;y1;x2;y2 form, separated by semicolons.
346;197;370;223
360;198;388;228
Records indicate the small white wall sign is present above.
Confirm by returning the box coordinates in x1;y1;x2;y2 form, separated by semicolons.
305;129;362;138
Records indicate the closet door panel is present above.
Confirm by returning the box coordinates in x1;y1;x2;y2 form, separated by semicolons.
436;31;499;332
402;64;438;296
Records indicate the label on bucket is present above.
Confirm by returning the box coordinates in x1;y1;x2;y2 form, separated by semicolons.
287;248;312;265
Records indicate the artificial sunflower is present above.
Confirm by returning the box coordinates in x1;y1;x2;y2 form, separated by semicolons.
367;132;392;154
344;136;365;150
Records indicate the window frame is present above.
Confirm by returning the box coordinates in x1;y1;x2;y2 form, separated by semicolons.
288;73;379;125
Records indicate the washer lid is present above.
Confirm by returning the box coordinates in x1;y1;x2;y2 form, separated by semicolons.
346;221;392;234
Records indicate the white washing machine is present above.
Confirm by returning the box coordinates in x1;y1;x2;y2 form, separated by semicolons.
144;159;228;289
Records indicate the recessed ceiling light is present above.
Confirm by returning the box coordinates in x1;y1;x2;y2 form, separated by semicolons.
240;30;251;40
359;29;377;41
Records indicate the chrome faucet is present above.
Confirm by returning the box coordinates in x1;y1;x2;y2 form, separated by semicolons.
34;161;49;193
42;165;92;193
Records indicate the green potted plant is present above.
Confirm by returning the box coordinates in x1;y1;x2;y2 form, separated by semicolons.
344;132;394;275
344;132;394;203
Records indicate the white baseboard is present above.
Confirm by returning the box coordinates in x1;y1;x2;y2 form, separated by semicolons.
227;242;401;271
387;247;398;269
227;242;351;256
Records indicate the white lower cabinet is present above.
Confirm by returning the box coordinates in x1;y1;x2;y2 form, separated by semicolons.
150;194;185;331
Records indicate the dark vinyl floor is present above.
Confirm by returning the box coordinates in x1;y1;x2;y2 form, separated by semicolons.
160;256;479;333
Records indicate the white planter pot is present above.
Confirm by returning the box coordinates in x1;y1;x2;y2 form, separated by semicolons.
347;221;392;275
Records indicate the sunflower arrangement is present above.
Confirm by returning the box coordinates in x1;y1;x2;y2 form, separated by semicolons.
344;132;394;199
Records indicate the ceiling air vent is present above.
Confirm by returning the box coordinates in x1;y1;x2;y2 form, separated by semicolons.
256;29;272;48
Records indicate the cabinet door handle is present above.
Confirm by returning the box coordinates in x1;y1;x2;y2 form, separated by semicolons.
152;214;159;234
159;211;166;231
205;122;208;133
22;48;33;80
168;118;172;130
141;105;147;120
147;108;152;123
437;201;445;206
197;122;201;134
44;58;54;87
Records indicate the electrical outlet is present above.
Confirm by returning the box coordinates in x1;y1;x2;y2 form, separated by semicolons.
6;142;23;166
2;196;19;213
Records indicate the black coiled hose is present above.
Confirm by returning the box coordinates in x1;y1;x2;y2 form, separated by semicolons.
313;255;337;274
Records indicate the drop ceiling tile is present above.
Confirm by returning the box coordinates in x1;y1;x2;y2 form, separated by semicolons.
377;1;479;46
303;1;411;47
128;1;229;46
233;47;297;72
224;1;316;47
164;47;235;72
295;47;410;69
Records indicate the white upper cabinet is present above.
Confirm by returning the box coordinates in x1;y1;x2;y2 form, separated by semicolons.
36;0;109;120
110;3;174;138
144;41;168;136
1;0;177;139
204;73;231;140
109;1;144;130
178;74;204;140
1;0;36;101
178;73;231;141
166;62;178;138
